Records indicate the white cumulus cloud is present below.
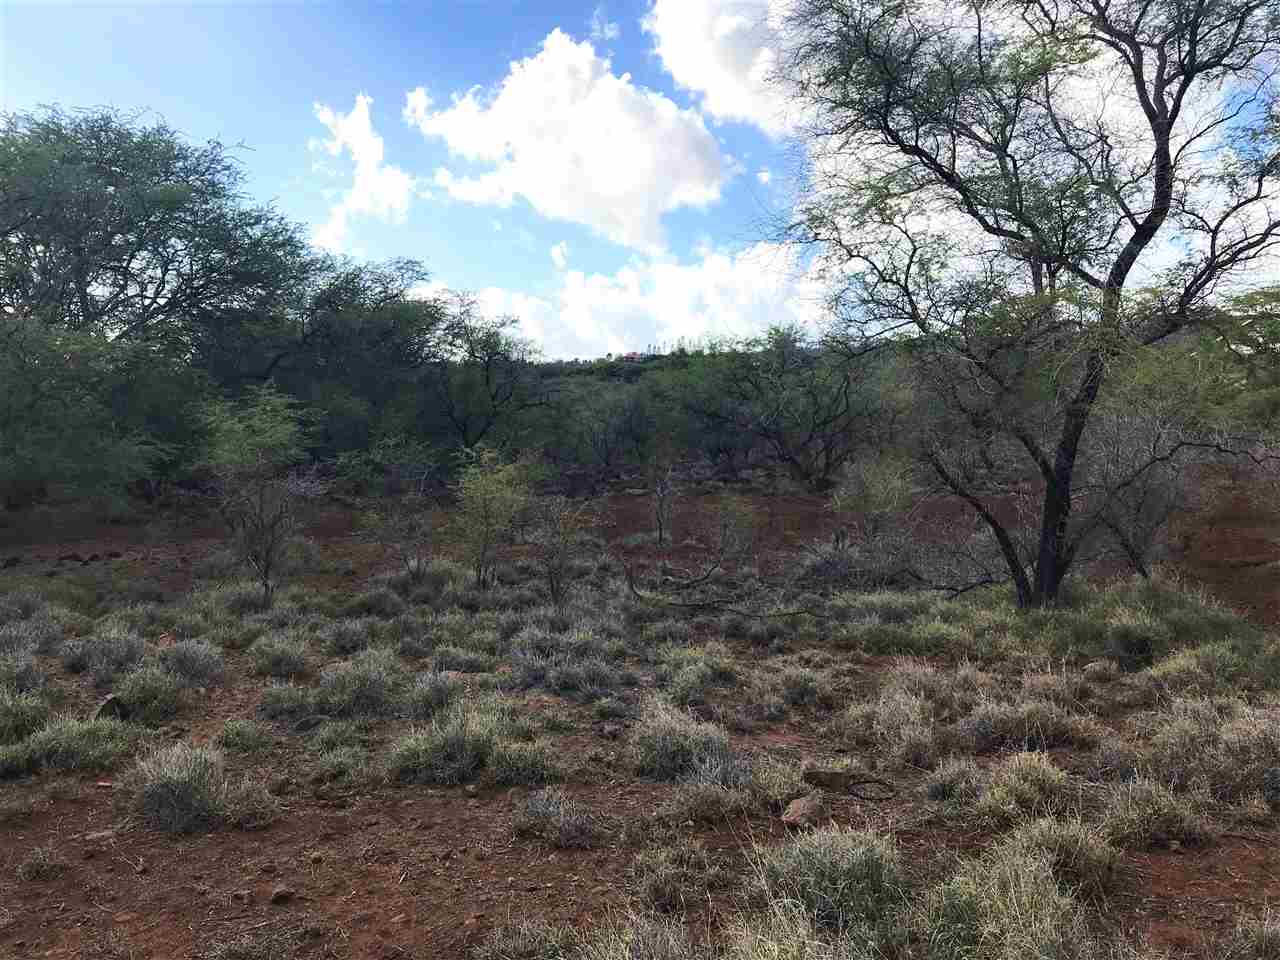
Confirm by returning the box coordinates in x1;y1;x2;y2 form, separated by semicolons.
403;29;729;253
550;242;569;270
310;94;417;252
474;242;827;360
643;0;795;137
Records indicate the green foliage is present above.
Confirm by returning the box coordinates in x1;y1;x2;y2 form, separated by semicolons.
201;385;319;607
489;740;561;786
158;640;226;688
313;647;405;717
0;313;167;509
61;627;146;687
450;445;533;589
403;670;462;719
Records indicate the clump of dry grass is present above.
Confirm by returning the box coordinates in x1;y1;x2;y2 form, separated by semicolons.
632;842;738;914
995;819;1119;901
976;752;1073;825
914;844;1096;960
15;845;65;882
1098;778;1213;850
514;788;601;848
629;700;739;782
128;742;278;834
751;825;903;931
1136;698;1280;803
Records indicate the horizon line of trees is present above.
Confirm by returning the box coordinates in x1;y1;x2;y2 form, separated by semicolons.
6;0;1280;616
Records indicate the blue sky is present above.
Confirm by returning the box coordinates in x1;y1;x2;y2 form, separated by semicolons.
3;0;824;358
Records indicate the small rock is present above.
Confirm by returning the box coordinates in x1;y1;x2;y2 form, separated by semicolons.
269;885;296;905
598;723;623;740
463;784;478;796
1;556;20;569
781;790;827;828
260;863;277;876
58;553;84;563
308;852;324;865
231;889;252;904
106;551;123;560
84;830;117;844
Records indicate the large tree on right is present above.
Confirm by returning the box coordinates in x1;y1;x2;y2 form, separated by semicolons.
781;0;1280;605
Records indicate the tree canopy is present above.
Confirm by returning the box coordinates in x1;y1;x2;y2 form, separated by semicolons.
780;0;1280;603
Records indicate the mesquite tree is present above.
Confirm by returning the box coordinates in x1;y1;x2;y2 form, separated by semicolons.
202;386;322;607
450;446;532;590
781;0;1280;605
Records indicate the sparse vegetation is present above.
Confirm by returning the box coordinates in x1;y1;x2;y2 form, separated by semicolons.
1099;778;1214;850
15;845;65;882
247;633;309;678
115;663;184;726
995;819;1118;901
129;742;228;832
387;698;537;786
158;639;226;688
976;752;1073;825
0;716;138;778
752;826;903;931
915;846;1094;960
2;1;1279;950
128;742;278;833
629;700;737;782
216;719;271;754
513;788;600;848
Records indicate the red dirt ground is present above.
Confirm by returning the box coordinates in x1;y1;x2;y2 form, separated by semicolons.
0;476;1277;959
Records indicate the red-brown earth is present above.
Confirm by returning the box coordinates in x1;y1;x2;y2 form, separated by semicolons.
0;474;1276;959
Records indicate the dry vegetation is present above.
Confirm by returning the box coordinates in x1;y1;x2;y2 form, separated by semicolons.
1;488;1279;959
